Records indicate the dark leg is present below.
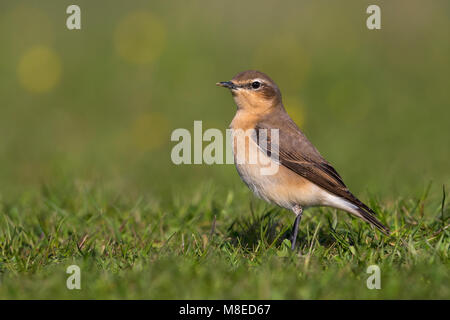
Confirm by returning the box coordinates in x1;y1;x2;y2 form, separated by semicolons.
290;205;303;250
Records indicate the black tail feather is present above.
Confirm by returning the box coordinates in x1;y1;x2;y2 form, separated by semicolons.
355;206;391;235
345;191;391;235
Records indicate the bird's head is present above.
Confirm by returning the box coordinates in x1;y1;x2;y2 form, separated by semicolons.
216;70;282;113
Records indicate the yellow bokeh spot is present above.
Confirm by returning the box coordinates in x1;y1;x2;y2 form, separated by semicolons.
18;46;61;93
130;112;170;151
284;97;305;128
114;11;166;65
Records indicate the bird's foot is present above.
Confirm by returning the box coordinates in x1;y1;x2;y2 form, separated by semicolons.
290;205;303;251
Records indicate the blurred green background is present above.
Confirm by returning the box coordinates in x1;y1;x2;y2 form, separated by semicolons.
0;0;449;202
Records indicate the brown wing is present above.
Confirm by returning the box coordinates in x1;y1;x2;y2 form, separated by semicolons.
254;111;348;195
254;111;382;219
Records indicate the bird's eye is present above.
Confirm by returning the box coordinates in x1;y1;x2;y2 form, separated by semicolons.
251;81;261;89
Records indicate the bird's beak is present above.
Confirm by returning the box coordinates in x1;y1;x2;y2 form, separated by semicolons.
216;81;237;90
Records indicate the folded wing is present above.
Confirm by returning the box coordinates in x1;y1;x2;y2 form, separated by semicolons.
254;111;390;235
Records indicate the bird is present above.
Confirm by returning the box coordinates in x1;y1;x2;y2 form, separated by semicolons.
216;70;390;250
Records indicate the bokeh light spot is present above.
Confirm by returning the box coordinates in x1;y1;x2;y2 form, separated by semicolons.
18;46;62;93
114;11;166;65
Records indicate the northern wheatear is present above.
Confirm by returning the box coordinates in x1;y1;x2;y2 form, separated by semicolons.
217;70;390;250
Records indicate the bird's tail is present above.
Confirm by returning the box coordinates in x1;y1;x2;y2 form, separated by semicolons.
321;188;391;235
355;206;390;235
349;195;390;236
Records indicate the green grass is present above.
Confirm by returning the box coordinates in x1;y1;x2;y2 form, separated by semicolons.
0;182;448;299
0;0;449;300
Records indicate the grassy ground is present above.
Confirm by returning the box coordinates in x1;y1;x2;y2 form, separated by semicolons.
0;0;449;299
0;181;448;299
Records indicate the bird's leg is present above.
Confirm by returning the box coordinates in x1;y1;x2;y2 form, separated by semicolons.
290;205;303;250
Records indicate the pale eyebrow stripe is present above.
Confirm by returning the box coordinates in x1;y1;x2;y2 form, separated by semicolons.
237;78;265;89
